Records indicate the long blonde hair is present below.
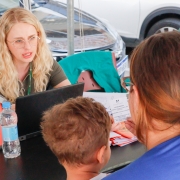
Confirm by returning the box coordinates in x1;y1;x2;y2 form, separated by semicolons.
0;7;54;103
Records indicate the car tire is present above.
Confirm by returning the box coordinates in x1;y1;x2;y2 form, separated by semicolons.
146;18;180;37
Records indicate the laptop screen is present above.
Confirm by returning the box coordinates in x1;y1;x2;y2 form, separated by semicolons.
16;83;84;141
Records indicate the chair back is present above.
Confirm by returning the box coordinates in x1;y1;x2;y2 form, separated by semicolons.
59;51;123;92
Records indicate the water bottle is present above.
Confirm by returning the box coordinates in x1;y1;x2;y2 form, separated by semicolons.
1;101;21;158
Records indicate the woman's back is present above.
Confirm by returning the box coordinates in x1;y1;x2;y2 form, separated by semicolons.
104;135;180;180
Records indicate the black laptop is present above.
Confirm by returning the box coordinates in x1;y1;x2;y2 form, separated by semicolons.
15;83;84;141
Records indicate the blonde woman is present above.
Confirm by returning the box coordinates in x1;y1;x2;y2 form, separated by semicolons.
0;7;70;104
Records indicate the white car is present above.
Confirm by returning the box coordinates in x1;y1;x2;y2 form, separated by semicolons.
57;0;180;47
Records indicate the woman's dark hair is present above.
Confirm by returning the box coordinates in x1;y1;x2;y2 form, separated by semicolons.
130;31;180;143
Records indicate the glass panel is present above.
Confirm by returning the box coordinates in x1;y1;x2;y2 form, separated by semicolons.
0;0;19;13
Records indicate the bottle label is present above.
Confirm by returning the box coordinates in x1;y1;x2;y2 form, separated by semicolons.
2;125;18;141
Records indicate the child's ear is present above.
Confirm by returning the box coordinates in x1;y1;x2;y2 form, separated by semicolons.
96;145;107;164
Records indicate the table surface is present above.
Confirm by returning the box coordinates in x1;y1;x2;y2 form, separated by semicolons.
0;135;146;180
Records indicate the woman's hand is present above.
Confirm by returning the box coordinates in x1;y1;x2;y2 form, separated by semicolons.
111;122;124;132
110;116;123;132
124;117;136;136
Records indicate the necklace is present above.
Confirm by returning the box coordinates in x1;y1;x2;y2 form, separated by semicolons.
27;62;32;95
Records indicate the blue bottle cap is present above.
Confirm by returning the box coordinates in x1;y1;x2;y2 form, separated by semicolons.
2;101;11;109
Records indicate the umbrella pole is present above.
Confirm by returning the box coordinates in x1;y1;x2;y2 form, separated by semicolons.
67;0;74;55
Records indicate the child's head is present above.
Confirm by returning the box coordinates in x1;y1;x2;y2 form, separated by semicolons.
41;96;111;169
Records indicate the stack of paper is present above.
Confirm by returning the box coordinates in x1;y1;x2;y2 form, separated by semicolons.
83;92;138;147
110;122;137;147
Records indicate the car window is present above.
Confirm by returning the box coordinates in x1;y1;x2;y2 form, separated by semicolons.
33;3;115;52
0;0;19;13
